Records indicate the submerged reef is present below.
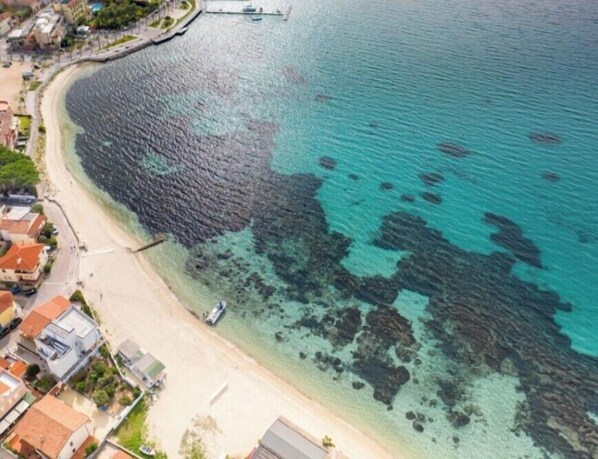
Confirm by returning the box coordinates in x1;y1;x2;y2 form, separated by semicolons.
319;156;337;170
379;182;394;191
542;171;561;183
437;142;470;158
483;212;542;268
375;211;598;458
419;172;444;187
314;93;333;103
529;132;562;145
421;192;442;205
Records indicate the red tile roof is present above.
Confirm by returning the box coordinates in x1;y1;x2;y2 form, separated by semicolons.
0;291;14;314
19;296;70;339
0;241;45;272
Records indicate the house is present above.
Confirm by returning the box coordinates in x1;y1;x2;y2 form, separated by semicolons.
0;101;17;150
0;368;27;420
0;0;42;13
53;0;91;25
19;295;70;341
0;241;48;287
248;417;328;459
9;394;95;459
0;207;46;243
0;291;17;328
31;11;65;49
0;13;18;37
33;303;102;380
117;339;166;388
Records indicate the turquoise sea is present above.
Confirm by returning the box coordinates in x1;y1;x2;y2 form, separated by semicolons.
61;0;598;456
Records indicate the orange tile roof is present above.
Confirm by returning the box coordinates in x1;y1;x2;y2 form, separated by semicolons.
13;395;91;459
19;296;70;339
0;213;44;236
112;450;134;459
0;381;9;395
0;241;45;272
0;291;14;314
72;436;98;459
0;357;9;370
10;360;27;379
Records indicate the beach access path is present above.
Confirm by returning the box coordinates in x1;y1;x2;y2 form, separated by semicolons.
41;65;405;458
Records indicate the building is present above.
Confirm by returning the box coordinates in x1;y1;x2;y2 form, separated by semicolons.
0;291;17;328
117;339;166;388
34;304;102;380
0;13;17;37
0;101;17;151
9;394;95;459
19;295;71;341
0;207;46;243
53;0;91;25
0;368;27;420
248;417;329;459
0;0;42;13
0;241;48;287
31;11;65;49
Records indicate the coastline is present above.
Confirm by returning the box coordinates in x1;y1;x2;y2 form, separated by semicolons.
40;64;407;458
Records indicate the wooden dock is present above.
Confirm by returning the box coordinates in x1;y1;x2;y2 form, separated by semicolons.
205;10;284;16
132;234;166;253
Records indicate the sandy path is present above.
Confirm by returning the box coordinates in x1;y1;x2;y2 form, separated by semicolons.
41;65;405;459
0;62;30;108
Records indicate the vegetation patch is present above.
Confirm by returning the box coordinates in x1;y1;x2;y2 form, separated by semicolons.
16;115;31;134
102;35;137;50
116;398;167;458
92;0;159;29
69;354;138;415
161;16;174;29
0;146;40;194
29;80;42;91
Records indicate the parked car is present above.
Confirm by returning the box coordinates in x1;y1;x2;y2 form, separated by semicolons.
10;286;22;294
0;327;10;339
8;317;22;330
52;228;59;236
24;288;38;297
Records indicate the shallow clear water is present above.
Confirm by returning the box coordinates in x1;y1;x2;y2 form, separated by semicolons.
63;0;598;456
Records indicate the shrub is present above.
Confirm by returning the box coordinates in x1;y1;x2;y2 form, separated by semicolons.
119;395;133;406
38;235;48;243
35;374;57;393
92;389;110;406
70;289;87;304
105;384;116;398
92;360;107;375
133;386;142;399
25;363;40;381
322;435;335;448
97;374;114;388
47;236;58;247
99;344;110;359
43;262;52;274
38;124;46;133
31;203;44;214
42;222;55;238
85;443;98;457
76;381;86;392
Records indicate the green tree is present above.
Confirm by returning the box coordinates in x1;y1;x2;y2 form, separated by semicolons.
0;146;40;192
92;389;110;406
25;364;40;381
31;203;44;214
85;443;98;457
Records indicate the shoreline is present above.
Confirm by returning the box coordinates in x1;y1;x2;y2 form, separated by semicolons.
40;64;406;458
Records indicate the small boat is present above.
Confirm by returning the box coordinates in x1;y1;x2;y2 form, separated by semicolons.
251;15;263;21
206;300;226;325
139;445;156;457
243;4;257;12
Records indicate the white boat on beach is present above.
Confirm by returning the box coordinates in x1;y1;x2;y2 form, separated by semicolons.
206;300;226;325
139;445;156;456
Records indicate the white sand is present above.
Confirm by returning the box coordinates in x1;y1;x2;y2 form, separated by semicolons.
0;62;30;108
41;64;405;459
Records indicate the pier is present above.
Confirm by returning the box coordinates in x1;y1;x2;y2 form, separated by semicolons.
132;234;166;253
205;10;283;16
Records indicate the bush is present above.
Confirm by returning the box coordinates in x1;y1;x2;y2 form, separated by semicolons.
76;381;86;392
43;262;52;274
38;124;46;133
31;203;44;214
133;386;142;399
322;435;335;448
119;394;133;406
42;222;55;238
35;374;57;393
92;360;107;376
85;443;98;457
99;344;110;359
47;236;58;247
38;235;48;243
70;289;87;304
25;363;40;381
105;384;116;398
92;389;110;406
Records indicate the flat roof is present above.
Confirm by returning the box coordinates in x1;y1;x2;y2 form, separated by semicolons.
54;307;96;338
4;207;29;221
255;417;328;459
0;371;21;392
134;353;165;380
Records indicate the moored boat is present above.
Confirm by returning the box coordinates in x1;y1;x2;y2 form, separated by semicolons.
206;300;226;325
251;15;263;21
243;4;257;12
139;445;156;457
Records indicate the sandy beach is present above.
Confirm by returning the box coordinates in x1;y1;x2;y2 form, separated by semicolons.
41;64;405;458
